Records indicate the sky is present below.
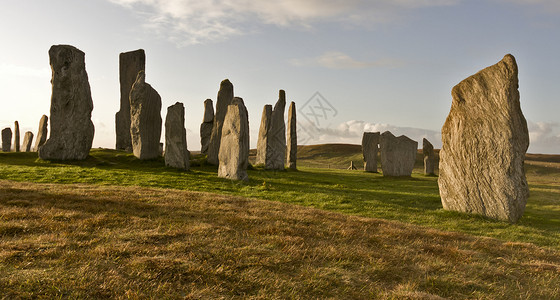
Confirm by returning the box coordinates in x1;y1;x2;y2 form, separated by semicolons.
0;0;559;154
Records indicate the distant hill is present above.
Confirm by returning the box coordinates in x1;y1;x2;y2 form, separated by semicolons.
251;143;559;172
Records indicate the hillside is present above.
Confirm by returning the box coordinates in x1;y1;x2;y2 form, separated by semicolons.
0;145;559;298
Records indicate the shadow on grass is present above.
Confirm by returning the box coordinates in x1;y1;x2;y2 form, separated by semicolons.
1;149;560;249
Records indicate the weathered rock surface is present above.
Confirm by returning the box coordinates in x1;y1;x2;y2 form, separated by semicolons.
115;49;145;151
200;99;214;154
22;131;34;152
165;102;189;170
287;101;297;170
2;128;12;152
13;121;20;152
380;131;417;177
256;104;272;165
218;97;249;181
266;90;286;170
38;45;95;160
438;54;529;223
362;132;380;172
207;79;234;165
130;71;162;160
34;115;48;152
423;138;435;175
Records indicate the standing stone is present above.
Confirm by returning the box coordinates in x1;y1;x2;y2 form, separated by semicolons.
287;101;297;170
438;54;529;223
218;97;249;181
13;121;20;152
38;45;95;160
256;104;272;165
22;132;34;152
34;115;48;152
266;90;287;170
165;102;190;170
129;70;162;160
207;79;234;165
380;131;417;177
423;138;435;175
200;99;214;154
362;132;380;172
2;128;12;152
115;49;145;151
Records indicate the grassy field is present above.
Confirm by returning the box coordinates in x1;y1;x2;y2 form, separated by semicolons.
0;146;559;298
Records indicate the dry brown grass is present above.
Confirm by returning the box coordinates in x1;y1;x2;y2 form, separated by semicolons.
1;180;559;299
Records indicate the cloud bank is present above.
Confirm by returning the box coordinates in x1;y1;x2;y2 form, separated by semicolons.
297;119;560;154
298;119;442;148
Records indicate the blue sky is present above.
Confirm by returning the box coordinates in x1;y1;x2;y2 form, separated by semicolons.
0;0;559;153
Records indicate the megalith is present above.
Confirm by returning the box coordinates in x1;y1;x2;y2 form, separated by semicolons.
218;97;249;181
129;70;162;160
13;121;20;152
22;131;34;152
38;45;95;160
438;54;529;223
200;99;214;154
423;138;435;175
380;131;417;177
115;49;145;151
255;104;272;165
34;115;48;152
165;102;190;170
2;128;12;152
287;101;297;170
362;132;380;172
266;90;286;170
207;79;234;165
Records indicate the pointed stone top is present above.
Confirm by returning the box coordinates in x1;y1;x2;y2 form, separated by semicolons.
232;97;244;106
221;79;232;87
279;90;286;100
423;138;433;150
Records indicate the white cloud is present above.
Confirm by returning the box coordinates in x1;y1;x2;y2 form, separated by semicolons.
528;121;560;154
296;119;560;154
290;51;403;69
297;119;441;148
107;0;459;45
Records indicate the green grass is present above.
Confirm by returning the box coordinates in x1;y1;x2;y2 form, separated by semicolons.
1;148;558;250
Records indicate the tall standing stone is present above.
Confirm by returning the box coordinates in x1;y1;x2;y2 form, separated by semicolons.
38;45;95;160
207;79;234;165
34;115;48;152
362;132;380;172
13;121;20;152
1;128;12;152
256;104;272;165
129;70;162;160
287;101;297;170
22;132;34;152
165;102;189;170
438;54;529;223
380;131;417;177
200;99;214;154
115;49;145;151
423;138;435;175
266;90;286;170
218;97;249;181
